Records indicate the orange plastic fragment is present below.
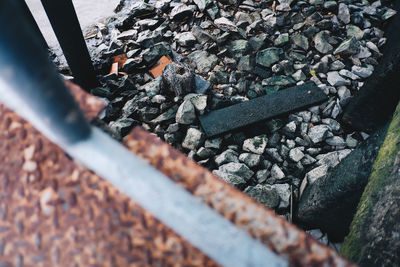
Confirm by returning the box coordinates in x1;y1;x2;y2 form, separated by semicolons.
149;56;173;78
110;62;119;75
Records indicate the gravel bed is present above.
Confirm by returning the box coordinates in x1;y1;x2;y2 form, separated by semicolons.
57;0;396;245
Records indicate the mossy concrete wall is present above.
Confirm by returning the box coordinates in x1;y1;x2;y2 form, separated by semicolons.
341;102;400;266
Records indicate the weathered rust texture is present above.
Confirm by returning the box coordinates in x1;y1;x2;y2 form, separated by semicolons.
0;88;217;266
125;128;356;267
65;80;106;121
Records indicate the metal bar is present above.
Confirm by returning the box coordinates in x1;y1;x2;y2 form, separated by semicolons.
0;2;287;266
19;0;49;49
0;100;218;266
0;1;90;145
40;0;99;90
126;128;357;267
199;83;328;137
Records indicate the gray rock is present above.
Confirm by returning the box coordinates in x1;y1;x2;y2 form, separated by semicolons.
213;170;247;187
161;63;194;96
326;136;347;146
205;3;219;20
291;34;309;50
140;76;162;96
274;33;289;47
314;31;333;54
228;40;250;59
122;57;142;72
262;75;296;87
244;184;280;209
256;48;282;68
256;169;270;183
109;118;136;136
167;123;180;133
265;148;284;163
243;135;268;154
193;0;211;11
136;30;163;48
182;128;205;150
366;41;380;53
152;95;167;104
339;69;360;80
289;147;305;162
334;38;360;56
248;37;264;51
338;3;350;24
327;71;351;86
308;125;331;144
218;162;254;180
174;32;196;46
197;147;214;159
382;8;397;21
323;1;337;11
191;25;214;44
176;100;196;124
321;118;341;133
205;138;222;149
125;1;155;18
276;3;291;11
188;94;208;112
330;60;345;71
150;105;179;124
117;30;137;41
305;165;328;184
215;149;239;166
274;183;291;209
194;75;211;94
239;153;262;168
301;154;316;165
188;50;218;74
214;17;238;32
346;25;364;40
271;164;285;179
237;55;254;72
354;46;372;59
263;14;277;28
346;135;358;148
170;4;193;20
351;65;373;78
292;70;306;81
316;151;340;168
283;121;297;133
337;86;351;100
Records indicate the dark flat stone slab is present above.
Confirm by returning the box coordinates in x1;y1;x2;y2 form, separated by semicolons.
199;83;328;137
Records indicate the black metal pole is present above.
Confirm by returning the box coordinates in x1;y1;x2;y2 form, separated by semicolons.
40;0;99;90
0;0;91;144
18;0;49;49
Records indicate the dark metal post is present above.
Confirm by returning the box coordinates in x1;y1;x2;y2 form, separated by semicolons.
40;0;99;90
0;0;91;144
18;0;49;49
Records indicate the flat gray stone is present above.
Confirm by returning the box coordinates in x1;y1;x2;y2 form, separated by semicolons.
200;83;328;137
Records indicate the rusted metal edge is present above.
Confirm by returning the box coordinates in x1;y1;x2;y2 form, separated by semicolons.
125;128;356;267
0;83;218;266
